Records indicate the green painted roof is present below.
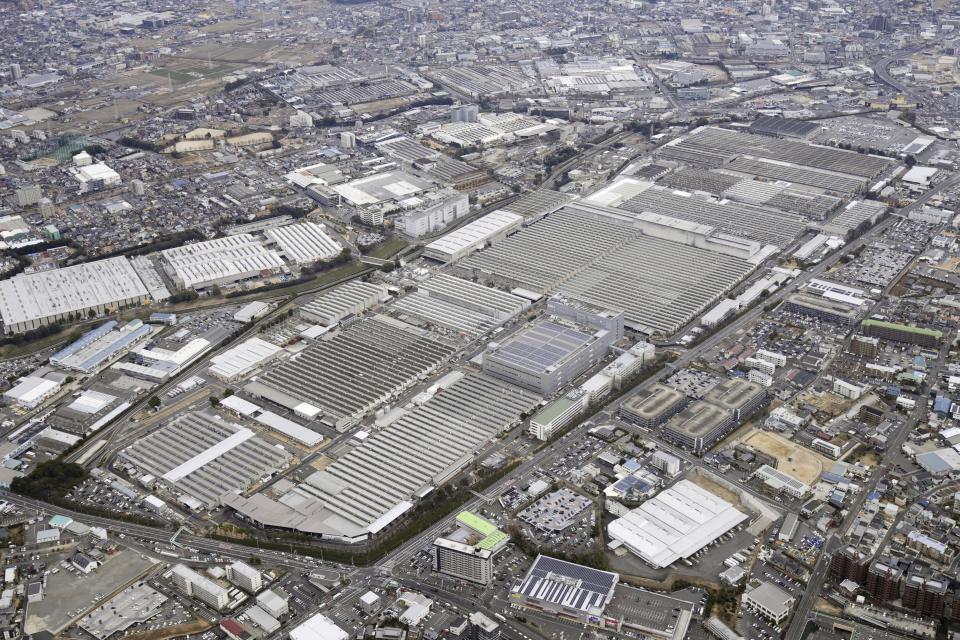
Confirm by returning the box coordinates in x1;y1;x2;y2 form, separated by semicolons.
532;395;580;424
456;511;508;551
862;319;942;339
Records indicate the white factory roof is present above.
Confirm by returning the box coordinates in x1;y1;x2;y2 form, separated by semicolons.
68;390;117;414
607;479;748;568
255;411;323;447
162;427;255;483
208;337;283;380
0;257;148;329
220;394;261;416
585;177;652;207
218;394;322;447
424;210;523;262
75;162;120;183
135;338;210;366
4;376;59;405
289;613;349;640
162;235;286;289
902;166;938;185
265;222;342;264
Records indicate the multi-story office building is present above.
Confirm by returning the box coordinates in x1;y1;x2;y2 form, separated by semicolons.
469;612;500;640
742;582;795;624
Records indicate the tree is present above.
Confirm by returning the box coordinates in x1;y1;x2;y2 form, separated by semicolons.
148;395;161;409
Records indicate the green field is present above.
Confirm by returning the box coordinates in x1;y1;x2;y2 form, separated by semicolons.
366;238;409;259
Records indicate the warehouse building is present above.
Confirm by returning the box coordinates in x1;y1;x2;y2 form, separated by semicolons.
245;316;457;429
432;511;508;585
861;319;942;347
657;127;893;180
498;189;576;225
424;210;523;263
290;614;348;640
510;555;619;626
208;337;284;382
0;257;150;334
162;235;287;290
299;281;389;327
483;319;616;395
4;375;61;409
264;222;342;265
391;274;529;337
619;384;686;428
120;412;292;508
459;205;755;335
607;479;749;569
225;375;538;541
50;320;152;374
617;185;805;248
171;564;229;611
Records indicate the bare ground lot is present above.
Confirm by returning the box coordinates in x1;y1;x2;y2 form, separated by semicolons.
741;428;831;484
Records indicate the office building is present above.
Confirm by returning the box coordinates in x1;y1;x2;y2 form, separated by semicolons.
171;564;229;611
529;390;586;441
469;612;499;640
742;582;795;624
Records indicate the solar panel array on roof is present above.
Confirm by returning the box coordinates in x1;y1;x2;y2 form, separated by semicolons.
491;321;593;372
513;555;618;615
